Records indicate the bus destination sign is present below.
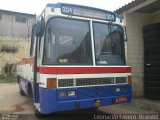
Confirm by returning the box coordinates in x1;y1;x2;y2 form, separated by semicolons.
61;4;116;22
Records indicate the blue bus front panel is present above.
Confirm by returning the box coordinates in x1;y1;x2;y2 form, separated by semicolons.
39;85;131;114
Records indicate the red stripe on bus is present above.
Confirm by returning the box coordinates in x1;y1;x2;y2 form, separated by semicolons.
17;58;34;65
37;67;131;74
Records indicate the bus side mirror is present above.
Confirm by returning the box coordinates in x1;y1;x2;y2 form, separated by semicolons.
35;17;45;37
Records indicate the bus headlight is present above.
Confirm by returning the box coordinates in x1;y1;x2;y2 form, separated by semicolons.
59;91;66;97
115;88;121;92
68;91;76;96
59;91;76;97
115;87;127;92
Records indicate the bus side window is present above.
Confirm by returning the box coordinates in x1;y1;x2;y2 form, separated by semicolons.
45;25;56;60
30;26;36;57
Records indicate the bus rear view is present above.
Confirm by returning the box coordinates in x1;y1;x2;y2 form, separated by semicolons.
16;3;132;116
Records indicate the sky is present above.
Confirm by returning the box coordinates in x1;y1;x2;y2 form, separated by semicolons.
0;0;133;15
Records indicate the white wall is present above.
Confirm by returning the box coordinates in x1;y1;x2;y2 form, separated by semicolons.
123;12;152;97
152;12;160;23
0;12;35;37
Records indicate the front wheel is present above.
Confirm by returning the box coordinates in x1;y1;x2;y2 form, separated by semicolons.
34;105;45;118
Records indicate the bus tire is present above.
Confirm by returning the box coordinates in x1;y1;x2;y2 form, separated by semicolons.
19;84;25;96
34;106;45;118
28;83;33;97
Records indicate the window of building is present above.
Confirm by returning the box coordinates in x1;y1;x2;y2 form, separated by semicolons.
15;16;20;22
15;16;26;23
21;17;26;23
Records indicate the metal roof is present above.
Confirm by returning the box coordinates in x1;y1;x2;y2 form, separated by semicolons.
0;9;36;17
137;0;160;13
115;0;147;14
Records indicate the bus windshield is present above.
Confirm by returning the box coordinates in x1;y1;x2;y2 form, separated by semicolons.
43;18;93;65
43;17;125;65
93;22;125;65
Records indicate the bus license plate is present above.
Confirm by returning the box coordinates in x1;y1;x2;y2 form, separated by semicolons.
113;96;127;103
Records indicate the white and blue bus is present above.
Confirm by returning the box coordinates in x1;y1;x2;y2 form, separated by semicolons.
16;3;132;116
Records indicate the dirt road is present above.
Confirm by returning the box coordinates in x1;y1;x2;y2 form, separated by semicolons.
0;83;33;114
0;83;103;120
0;83;38;120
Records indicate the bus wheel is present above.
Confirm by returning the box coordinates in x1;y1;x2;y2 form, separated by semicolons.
19;84;25;96
34;106;45;118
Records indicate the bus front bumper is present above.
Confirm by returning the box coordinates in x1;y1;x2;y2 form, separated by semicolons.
39;85;131;114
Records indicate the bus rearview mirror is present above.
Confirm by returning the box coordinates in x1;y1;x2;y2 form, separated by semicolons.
35;17;45;37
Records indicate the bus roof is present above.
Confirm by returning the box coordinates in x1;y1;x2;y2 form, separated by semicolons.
45;2;121;22
46;2;113;13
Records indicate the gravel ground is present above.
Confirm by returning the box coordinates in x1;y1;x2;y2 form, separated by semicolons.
0;83;33;114
1;83;158;120
0;83;103;120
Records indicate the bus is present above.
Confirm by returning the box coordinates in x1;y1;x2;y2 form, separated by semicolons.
16;2;132;116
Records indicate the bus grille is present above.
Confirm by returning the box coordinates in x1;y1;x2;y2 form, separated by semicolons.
76;78;114;86
58;78;114;88
58;79;74;87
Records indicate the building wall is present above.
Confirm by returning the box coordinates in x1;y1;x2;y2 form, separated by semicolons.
152;12;160;23
0;11;35;75
123;12;152;97
0;12;35;37
0;36;29;75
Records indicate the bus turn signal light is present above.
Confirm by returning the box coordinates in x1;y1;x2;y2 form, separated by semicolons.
47;78;57;88
128;76;132;84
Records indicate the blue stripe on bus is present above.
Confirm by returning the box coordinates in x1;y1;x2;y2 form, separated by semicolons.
39;85;131;114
